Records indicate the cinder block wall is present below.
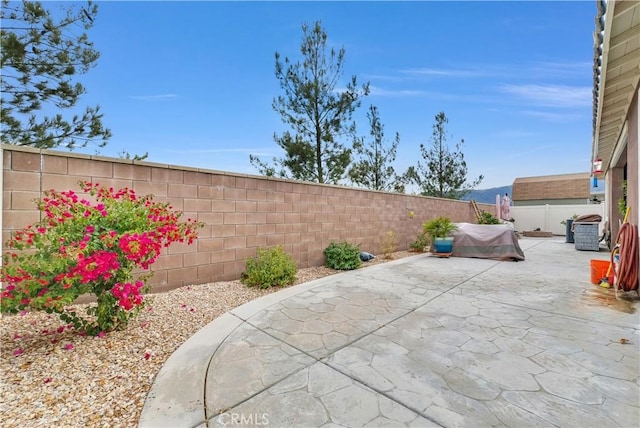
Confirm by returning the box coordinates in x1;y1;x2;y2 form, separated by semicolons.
2;145;491;293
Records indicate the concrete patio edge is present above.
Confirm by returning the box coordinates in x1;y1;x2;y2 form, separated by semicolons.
138;312;243;428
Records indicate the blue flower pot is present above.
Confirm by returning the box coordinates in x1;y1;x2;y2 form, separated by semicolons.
433;237;454;253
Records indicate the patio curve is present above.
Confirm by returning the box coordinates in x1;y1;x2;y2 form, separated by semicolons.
139;237;639;428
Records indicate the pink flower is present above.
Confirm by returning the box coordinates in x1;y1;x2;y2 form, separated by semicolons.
44;378;52;384
97;331;106;338
111;281;144;311
144;352;151;360
13;348;24;357
2;182;201;338
64;343;74;350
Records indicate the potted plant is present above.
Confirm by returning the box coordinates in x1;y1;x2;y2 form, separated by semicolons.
423;216;458;256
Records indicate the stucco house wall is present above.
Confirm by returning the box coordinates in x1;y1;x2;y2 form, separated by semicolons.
511;172;591;206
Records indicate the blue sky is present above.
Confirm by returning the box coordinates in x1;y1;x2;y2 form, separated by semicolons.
58;0;595;189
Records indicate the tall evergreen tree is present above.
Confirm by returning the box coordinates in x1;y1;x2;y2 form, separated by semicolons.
406;111;483;199
250;21;369;184
1;0;110;149
349;105;403;192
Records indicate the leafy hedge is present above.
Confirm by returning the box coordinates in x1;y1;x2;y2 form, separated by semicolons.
324;241;361;270
242;246;297;288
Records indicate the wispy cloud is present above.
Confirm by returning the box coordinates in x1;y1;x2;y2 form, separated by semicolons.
370;85;505;105
399;67;488;78
531;61;592;78
521;110;582;122
491;130;537;139
374;61;590;85
361;73;406;83
499;84;591;108
369;85;429;97
128;94;178;101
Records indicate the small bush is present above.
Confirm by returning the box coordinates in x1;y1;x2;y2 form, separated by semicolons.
324;241;361;270
477;211;501;224
380;230;399;259
409;232;430;252
242;246;297;289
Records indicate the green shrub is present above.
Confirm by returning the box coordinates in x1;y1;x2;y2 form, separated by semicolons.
242;246;297;289
409;232;430;252
324;241;361;270
477;210;501;224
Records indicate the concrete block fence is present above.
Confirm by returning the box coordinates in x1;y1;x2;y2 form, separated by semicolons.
1;145;492;293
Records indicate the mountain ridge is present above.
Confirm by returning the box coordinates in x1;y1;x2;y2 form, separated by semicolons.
461;185;512;204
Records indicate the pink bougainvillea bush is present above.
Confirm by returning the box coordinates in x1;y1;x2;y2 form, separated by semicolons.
1;182;203;336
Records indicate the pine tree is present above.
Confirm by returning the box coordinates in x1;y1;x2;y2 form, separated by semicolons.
1;0;110;150
250;21;369;184
349;105;403;192
406;111;483;199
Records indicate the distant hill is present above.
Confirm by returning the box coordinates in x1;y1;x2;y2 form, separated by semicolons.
461;186;512;204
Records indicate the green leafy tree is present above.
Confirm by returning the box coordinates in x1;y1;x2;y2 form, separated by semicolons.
406;111;483;199
349;105;403;192
250;21;369;184
1;0;111;150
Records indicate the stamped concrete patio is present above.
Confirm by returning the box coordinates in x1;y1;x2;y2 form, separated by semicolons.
139;237;639;428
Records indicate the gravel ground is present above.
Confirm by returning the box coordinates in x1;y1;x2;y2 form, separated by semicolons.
0;251;414;427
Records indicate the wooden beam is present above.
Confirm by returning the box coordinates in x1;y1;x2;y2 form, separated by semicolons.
603;83;635;102
613;0;639;18
606;67;640;87
609;23;640;50
607;45;640;70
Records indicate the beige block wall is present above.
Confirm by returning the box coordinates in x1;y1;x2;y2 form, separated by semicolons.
2;145;490;293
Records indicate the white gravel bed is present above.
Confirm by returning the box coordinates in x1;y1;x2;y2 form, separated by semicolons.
0;252;412;427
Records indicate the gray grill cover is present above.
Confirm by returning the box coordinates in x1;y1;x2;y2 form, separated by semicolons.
452;223;525;261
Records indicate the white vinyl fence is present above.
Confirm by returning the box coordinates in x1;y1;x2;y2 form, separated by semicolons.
511;203;607;236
